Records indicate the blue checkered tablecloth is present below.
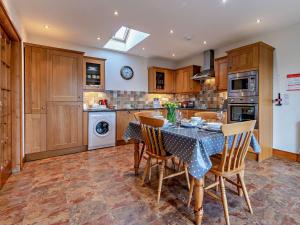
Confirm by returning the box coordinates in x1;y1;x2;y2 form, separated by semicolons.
124;121;261;179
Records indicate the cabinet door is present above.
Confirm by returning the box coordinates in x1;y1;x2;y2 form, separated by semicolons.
48;50;83;102
215;57;228;91
83;57;105;91
227;45;259;73
25;114;46;154
175;69;185;93
165;69;175;93
25;46;47;113
47;102;83;150
116;110;137;141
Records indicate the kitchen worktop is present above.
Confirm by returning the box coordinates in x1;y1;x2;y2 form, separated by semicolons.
83;107;223;112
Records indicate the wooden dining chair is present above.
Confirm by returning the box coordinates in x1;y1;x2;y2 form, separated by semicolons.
134;111;160;169
139;116;190;203
188;120;256;225
194;111;227;123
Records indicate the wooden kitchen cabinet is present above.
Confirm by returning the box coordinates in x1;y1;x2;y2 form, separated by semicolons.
25;46;47;114
227;43;259;73
116;110;138;141
215;56;228;91
25;114;46;154
175;65;201;93
148;67;175;93
83;112;88;146
47;49;83;102
83;56;105;91
46;102;83;151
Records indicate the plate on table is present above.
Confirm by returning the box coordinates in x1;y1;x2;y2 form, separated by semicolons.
181;121;197;128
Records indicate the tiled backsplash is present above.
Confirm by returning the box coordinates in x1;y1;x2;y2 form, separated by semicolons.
84;79;227;109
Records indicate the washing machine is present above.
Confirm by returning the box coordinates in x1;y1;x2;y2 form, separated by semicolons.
88;111;116;150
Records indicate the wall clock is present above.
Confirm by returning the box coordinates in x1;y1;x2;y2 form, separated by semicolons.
120;66;134;80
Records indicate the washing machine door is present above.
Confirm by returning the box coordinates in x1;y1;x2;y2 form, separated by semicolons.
94;120;110;137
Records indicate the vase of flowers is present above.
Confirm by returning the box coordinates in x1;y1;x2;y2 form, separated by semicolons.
165;102;179;124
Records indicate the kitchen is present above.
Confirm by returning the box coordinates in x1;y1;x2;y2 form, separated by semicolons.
1;1;300;225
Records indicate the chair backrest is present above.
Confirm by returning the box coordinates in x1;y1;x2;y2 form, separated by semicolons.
134;111;158;121
139;116;166;157
194;111;218;122
218;120;256;173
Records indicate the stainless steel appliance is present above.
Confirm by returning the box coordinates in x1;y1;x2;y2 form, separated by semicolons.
228;70;258;97
192;50;215;80
228;97;259;128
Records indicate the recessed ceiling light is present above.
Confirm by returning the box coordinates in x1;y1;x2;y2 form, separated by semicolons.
172;53;175;57
170;29;174;34
203;41;207;45
97;37;101;40
256;19;261;24
222;0;227;3
142;47;145;50
114;11;119;16
44;25;49;29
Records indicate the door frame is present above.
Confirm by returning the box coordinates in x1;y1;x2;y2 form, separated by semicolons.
0;2;23;176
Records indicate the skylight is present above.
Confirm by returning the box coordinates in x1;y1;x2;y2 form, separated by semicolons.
104;26;150;52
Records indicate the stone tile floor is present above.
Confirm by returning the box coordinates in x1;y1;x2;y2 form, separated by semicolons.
0;144;300;225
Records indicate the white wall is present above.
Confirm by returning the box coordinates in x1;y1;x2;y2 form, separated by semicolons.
27;35;176;92
178;23;300;154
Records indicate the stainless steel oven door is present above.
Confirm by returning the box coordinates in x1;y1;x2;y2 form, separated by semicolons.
228;71;259;97
228;103;259;129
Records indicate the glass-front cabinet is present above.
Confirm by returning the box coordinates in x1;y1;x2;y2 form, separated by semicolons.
83;56;106;91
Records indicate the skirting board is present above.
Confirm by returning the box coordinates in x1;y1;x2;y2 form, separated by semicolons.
273;149;300;162
25;146;88;162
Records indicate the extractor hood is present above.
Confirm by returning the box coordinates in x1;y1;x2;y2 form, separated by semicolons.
192;49;215;80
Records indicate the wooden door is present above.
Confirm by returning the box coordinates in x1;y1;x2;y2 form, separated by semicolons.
215;57;228;91
227;44;259;73
0;30;12;188
25;46;47;113
83;56;105;91
25;114;46;154
116;110;138;141
165;69;175;93
47;50;83;102
175;69;185;93
47;102;83;150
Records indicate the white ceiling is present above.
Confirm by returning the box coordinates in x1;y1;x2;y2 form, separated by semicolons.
11;0;300;60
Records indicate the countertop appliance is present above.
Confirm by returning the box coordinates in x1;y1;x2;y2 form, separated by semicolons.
227;96;259;129
88;111;116;150
181;101;195;108
228;70;258;97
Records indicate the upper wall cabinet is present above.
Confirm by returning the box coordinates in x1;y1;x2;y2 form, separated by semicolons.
175;65;201;93
83;56;105;91
215;56;228;91
227;44;259;73
148;67;175;93
47;49;83;102
25;46;47;114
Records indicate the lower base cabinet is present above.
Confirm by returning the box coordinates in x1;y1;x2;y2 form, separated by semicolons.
47;102;83;151
25;114;46;154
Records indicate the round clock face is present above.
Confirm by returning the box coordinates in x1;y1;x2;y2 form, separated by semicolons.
120;66;134;80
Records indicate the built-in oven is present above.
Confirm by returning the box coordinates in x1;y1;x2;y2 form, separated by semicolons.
228;97;259;129
228;70;258;97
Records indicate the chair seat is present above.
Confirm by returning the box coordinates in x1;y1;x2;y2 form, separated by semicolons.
210;154;245;177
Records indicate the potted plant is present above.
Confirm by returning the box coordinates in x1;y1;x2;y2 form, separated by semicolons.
164;102;179;124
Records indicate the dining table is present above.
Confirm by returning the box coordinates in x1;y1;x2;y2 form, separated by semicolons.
124;121;261;225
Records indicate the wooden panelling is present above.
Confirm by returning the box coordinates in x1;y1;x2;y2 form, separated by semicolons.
83;56;105;91
83;112;88;146
47;102;83;151
116;110;138;141
25;114;46;154
24;45;47;113
273;149;300;162
47;49;83;102
215;56;228;91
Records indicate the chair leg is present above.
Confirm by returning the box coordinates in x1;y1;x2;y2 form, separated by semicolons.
184;164;190;190
238;172;253;214
142;157;151;186
220;177;230;225
138;142;145;166
215;175;219;192
237;170;244;197
149;158;152;181
187;177;195;207
157;161;165;203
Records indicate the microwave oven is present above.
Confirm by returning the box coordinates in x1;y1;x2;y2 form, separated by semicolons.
228;70;258;97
